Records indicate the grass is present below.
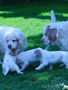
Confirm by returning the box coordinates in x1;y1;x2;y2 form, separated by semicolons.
0;1;68;90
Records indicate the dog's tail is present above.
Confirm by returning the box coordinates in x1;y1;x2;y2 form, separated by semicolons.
51;10;57;23
34;49;42;58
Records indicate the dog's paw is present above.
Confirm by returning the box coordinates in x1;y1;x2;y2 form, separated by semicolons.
3;73;7;76
35;67;41;71
18;71;24;74
66;66;68;69
20;68;24;71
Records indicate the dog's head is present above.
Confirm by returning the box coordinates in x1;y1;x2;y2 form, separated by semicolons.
5;29;27;55
41;25;58;45
41;10;58;45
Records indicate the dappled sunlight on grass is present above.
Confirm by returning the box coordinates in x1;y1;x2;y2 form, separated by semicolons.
63;13;68;17
0;11;13;14
0;11;14;18
0;1;68;90
39;12;51;17
37;73;51;80
0;2;68;21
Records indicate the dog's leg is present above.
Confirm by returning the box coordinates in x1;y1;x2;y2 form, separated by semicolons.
2;67;5;74
61;56;68;69
35;62;48;71
14;64;24;74
66;66;68;69
45;45;50;51
59;63;65;67
64;61;68;69
4;66;9;75
20;62;29;71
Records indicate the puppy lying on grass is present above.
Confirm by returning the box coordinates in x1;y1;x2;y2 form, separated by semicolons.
16;48;68;71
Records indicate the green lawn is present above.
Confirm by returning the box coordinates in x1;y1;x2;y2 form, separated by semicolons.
0;1;68;90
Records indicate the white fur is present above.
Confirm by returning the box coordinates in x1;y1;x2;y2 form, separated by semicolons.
41;20;68;51
2;49;23;75
35;48;68;70
41;10;68;51
0;26;27;64
16;48;41;71
16;48;68;71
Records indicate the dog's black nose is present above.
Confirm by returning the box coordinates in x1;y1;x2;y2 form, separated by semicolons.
8;45;11;49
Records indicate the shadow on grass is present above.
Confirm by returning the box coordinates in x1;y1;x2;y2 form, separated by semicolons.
26;34;45;49
0;1;68;21
25;34;60;51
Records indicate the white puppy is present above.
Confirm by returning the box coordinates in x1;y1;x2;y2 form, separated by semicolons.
2;49;23;75
16;48;42;71
0;26;27;64
41;10;68;51
16;48;68;71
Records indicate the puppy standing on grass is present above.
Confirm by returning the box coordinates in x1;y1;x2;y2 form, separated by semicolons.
16;48;42;71
16;48;68;71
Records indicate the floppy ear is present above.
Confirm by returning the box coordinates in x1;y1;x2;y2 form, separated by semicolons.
46;27;58;42
19;34;27;46
16;33;27;51
34;49;42;58
0;43;4;55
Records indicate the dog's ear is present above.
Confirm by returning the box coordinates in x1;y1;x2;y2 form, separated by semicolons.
46;26;58;42
16;33;27;51
0;43;5;55
34;49;42;58
19;34;27;46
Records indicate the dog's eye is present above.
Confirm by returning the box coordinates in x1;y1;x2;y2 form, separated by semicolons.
45;33;47;36
12;40;16;42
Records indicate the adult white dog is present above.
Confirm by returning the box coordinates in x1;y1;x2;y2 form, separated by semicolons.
0;26;27;64
41;10;68;51
16;48;68;71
